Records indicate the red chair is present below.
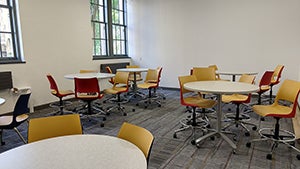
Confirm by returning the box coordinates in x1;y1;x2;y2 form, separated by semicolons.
256;71;274;105
74;77;105;127
269;65;284;103
46;74;74;115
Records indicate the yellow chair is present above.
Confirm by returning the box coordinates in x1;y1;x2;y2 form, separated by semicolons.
246;79;300;160
79;70;98;73
174;75;216;144
27;114;83;143
191;67;216;81
222;74;256;136
117;122;154;163
269;65;284;103
208;64;221;80
136;67;163;108
104;71;134;116
0;92;31;145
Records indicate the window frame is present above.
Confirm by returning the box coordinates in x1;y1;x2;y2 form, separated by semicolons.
91;0;128;60
0;0;24;64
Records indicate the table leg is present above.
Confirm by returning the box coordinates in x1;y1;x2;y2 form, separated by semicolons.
195;94;237;150
132;72;137;93
232;75;236;81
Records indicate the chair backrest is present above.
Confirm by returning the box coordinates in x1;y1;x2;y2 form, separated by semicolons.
271;65;284;85
273;79;300;118
74;77;101;99
117;122;154;162
114;71;129;88
46;74;59;95
208;65;220;80
191;67;216;81
79;70;97;73
27;114;83;143
105;66;114;84
12;92;31;124
178;75;201;106
238;74;255;84
259;71;274;87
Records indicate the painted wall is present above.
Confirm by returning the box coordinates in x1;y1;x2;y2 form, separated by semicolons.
0;0;130;113
1;0;299;113
128;0;300;88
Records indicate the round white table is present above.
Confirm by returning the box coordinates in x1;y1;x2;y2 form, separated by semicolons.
217;71;258;81
184;81;259;150
0;97;5;105
0;134;147;169
64;72;115;80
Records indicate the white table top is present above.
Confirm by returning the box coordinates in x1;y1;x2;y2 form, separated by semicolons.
184;80;259;94
0;97;5;105
0;134;147;169
64;72;115;80
216;71;258;76
117;68;148;72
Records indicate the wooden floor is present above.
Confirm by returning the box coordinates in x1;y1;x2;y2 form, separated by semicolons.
1;89;300;169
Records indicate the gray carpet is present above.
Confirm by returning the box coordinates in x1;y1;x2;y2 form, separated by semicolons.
1;89;300;169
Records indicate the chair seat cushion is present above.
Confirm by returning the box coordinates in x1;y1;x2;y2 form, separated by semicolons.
183;96;216;109
104;87;128;94
222;94;248;103
253;104;293;118
0;114;29;126
137;82;157;89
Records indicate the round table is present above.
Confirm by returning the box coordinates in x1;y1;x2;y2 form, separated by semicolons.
64;72;115;80
217;71;258;81
0;97;5;105
184;81;259;150
0;134;147;169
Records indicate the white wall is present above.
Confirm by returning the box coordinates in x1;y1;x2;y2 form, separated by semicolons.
128;0;300;88
0;0;130;113
1;0;299;112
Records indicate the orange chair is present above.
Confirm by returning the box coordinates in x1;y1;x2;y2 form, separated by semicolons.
222;74;256;136
136;67;163;108
269;65;284;103
246;79;300;160
174;75;216;144
74;77;106;127
256;71;274;105
104;71;134;116
46;74;74;115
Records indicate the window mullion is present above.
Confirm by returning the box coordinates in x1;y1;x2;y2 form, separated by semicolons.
107;0;113;57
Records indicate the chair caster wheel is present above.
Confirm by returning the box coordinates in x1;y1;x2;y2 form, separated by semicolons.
1;141;5;145
191;140;196;145
245;132;250;137
144;106;148;109
136;103;139;106
173;133;177;138
297;154;300;160
163;97;166;100
123;113;127;116
158;105;161;107
106;112;110;116
100;123;104;127
210;136;215;141
246;142;251;148
252;126;257;131
103;101;107;103
132;109;135;112
232;149;236;154
261;117;265;121
266;154;272;160
103;117;106;121
207;124;211;128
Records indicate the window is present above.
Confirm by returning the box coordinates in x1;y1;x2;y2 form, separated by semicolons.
0;0;23;64
90;0;128;59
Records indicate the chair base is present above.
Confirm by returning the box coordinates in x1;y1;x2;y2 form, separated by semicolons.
49;100;73;115
246;127;300;160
